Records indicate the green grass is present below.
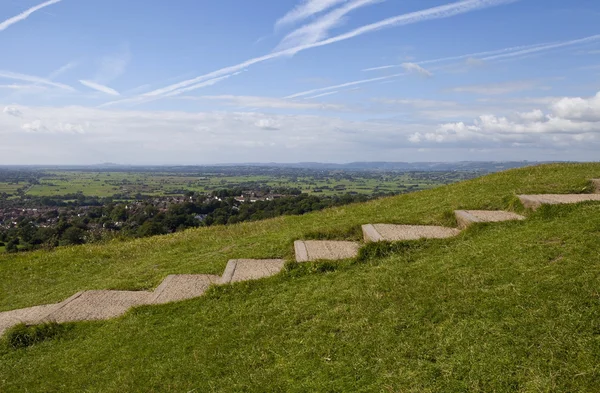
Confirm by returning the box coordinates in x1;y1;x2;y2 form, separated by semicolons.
1;163;600;391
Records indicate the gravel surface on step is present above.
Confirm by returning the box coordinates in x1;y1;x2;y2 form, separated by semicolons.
0;304;59;336
295;240;360;262
364;224;460;242
519;194;600;210
46;290;152;322
221;260;285;284
150;275;221;305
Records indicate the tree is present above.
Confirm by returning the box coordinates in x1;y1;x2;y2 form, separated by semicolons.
5;239;18;253
61;227;85;245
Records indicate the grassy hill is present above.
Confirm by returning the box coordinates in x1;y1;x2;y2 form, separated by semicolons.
1;163;599;392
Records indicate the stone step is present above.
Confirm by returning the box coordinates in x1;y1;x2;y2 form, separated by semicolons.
362;224;460;242
220;259;285;284
518;194;600;210
149;275;221;305
294;240;360;262
0;304;62;336
45;290;153;323
455;210;525;229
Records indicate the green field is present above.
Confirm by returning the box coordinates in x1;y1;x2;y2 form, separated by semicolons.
0;183;22;194
1;163;600;392
3;170;462;198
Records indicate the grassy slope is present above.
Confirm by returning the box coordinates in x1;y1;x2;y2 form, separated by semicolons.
1;163;598;312
0;163;599;391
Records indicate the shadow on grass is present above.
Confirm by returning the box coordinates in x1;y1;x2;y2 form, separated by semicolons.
2;322;73;351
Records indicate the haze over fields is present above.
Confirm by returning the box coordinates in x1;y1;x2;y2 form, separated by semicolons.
1;0;600;164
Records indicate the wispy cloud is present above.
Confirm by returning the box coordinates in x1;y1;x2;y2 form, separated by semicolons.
286;73;404;99
116;0;518;106
48;61;79;80
0;0;62;32
480;34;600;61
275;0;383;51
401;63;433;77
363;42;553;71
304;91;340;99
98;73;242;108
275;0;348;29
449;80;546;95
79;80;120;96
0;84;46;91
374;98;458;108
190;95;346;110
94;46;131;83
0;70;74;90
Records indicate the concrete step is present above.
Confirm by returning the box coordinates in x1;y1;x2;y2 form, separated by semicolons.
149;275;221;305
221;259;285;284
362;224;460;242
46;290;153;323
0;304;62;336
518;194;600;210
294;240;360;262
455;210;525;229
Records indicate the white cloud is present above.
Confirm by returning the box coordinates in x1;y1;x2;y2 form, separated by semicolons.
3;106;23;117
551;92;600;121
0;0;62;32
119;0;518;105
79;80;121;96
0;104;430;164
409;90;600;149
254;118;280;130
401;63;433;77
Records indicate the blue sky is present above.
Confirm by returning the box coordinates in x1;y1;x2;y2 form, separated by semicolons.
1;0;600;164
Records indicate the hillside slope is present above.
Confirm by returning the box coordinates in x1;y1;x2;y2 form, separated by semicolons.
1;163;600;391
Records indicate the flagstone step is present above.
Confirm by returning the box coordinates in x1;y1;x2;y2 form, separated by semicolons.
45;290;152;323
0;304;62;336
362;224;460;242
221;259;286;284
455;210;525;229
294;240;360;262
518;194;600;210
149;275;221;305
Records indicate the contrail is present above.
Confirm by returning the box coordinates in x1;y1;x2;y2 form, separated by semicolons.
125;0;520;102
0;0;62;32
363;42;554;71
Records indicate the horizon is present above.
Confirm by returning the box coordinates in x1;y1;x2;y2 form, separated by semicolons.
2;0;600;164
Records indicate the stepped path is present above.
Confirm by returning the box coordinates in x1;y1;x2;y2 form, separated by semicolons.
0;260;284;336
518;179;600;210
3;181;600;337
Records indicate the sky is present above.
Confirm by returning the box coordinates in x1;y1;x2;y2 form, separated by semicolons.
1;0;600;164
